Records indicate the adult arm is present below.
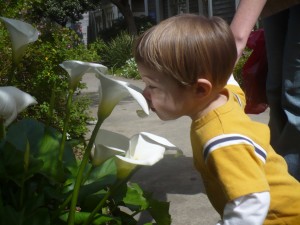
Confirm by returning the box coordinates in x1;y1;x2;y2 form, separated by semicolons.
216;192;270;225
230;0;267;59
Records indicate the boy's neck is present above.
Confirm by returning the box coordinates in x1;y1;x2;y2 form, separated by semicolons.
192;91;228;121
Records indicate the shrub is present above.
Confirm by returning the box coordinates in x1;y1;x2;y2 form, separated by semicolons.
0;21;99;139
0;18;175;225
233;48;252;87
101;31;134;69
117;57;140;79
87;38;106;63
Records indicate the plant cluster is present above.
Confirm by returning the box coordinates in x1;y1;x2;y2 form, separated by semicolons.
118;58;140;80
233;48;253;87
100;32;134;70
0;17;178;225
0;16;102;139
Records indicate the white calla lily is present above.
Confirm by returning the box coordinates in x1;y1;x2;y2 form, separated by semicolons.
94;68;149;119
0;86;37;126
0;17;39;64
59;60;107;90
91;129;127;166
91;129;177;178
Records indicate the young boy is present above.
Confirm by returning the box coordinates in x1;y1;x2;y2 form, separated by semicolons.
134;14;300;225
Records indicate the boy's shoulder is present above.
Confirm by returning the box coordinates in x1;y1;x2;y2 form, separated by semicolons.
225;84;246;109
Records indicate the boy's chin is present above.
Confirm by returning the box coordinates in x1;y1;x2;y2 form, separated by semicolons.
155;112;177;121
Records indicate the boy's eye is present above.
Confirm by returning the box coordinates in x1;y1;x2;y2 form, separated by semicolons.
148;85;156;89
144;84;156;89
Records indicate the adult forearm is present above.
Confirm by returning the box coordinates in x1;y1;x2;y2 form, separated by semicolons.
230;0;267;59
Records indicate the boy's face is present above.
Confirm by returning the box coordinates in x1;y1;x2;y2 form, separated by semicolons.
138;64;197;121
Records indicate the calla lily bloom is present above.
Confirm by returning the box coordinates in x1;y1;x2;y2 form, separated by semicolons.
0;87;37;126
0;17;39;64
91;130;177;178
59;60;108;90
94;68;149;119
91;129;127;166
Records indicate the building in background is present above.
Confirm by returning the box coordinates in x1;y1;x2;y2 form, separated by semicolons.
81;0;239;45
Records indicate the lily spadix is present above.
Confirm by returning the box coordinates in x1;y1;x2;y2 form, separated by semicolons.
0;86;37;126
0;17;39;64
59;60;107;90
94;68;149;120
91;130;178;179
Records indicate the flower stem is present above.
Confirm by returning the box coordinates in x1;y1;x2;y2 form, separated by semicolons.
67;118;104;225
47;81;56;126
20;141;30;208
58;89;74;162
0;120;5;140
83;188;112;225
84;167;140;225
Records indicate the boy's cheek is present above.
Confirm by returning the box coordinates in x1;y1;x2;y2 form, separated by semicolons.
142;88;151;100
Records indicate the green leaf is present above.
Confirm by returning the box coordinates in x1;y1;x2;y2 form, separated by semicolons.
0;205;50;225
59;211;121;225
146;194;171;225
112;210;137;225
123;183;149;211
77;159;118;209
23;208;50;225
0;141;43;186
86;158;118;183
0;205;19;225
36;127;66;182
6;118;77;183
6;118;45;154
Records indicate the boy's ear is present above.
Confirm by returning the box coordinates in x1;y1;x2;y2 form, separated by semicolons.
194;78;212;97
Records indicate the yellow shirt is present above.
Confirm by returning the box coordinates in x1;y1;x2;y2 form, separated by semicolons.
190;85;300;224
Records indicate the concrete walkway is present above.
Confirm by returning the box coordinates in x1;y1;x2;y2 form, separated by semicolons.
81;74;270;225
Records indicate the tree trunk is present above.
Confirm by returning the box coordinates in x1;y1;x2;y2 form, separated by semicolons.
110;0;137;35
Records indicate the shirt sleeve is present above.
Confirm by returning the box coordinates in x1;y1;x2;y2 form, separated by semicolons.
216;192;270;225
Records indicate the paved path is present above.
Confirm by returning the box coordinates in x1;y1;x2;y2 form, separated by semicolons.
81;74;270;225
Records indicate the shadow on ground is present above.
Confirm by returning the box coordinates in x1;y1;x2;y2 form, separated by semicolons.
130;155;206;224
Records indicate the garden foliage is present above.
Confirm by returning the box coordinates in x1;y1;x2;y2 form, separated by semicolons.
0;17;175;225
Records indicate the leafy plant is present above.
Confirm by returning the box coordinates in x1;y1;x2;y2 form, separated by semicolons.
0;17;178;225
233;48;252;87
117;58;140;80
101;31;134;70
0;18;100;139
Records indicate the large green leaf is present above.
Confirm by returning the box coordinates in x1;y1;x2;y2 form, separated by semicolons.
6;118;45;154
63;158;117;194
112;210;137;225
35;127;66;182
59;211;121;225
86;158;117;184
0;141;43;186
123;182;149;211
146;193;171;225
78;159;118;209
0;205;50;225
5;118;77;183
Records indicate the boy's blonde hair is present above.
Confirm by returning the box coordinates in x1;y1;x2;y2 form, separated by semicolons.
134;14;237;88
